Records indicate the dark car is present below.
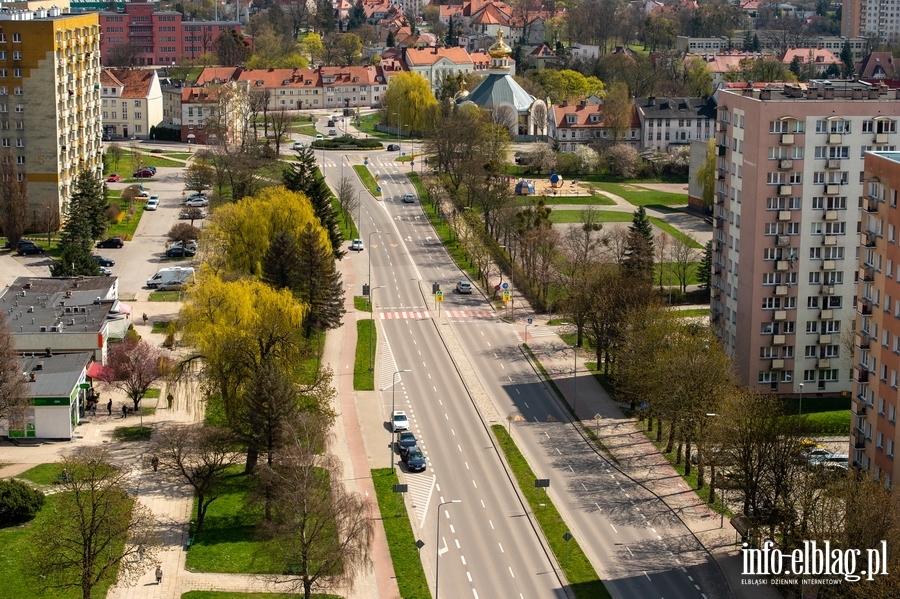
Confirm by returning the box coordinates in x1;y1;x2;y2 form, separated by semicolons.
133;168;154;178
96;237;125;248
396;432;417;454
166;246;196;258
386;144;400;151
16;242;44;255
91;255;115;267
402;447;426;472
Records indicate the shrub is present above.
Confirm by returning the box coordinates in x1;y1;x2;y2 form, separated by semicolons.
106;202;122;222
604;144;639;178
0;478;45;526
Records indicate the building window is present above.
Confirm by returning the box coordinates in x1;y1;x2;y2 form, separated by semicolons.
12;52;21;61
12;33;20;43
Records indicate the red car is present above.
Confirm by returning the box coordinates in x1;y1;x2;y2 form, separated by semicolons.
133;169;154;178
106;174;121;182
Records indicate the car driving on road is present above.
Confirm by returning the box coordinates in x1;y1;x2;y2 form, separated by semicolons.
456;280;472;294
403;193;415;203
391;411;409;432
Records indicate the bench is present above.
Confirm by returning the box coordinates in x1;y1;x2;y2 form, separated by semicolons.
284;563;302;574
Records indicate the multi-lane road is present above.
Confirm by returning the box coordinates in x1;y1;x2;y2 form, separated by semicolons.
318;117;732;599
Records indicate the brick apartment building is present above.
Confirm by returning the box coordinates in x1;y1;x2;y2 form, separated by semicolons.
711;80;899;399
99;2;241;66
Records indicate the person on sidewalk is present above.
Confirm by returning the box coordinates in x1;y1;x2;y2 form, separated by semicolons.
122;403;127;419
107;399;112;417
155;566;162;584
151;456;159;472
142;313;148;326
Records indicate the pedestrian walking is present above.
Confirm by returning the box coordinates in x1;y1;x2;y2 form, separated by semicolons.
107;399;112;417
91;402;97;418
151;456;159;472
142;313;148;326
155;566;163;585
137;545;144;562
122;403;127;419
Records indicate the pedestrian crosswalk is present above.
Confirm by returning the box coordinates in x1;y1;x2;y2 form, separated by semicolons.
378;309;497;320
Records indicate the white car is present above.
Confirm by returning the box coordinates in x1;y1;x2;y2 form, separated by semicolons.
136;191;150;199
184;197;209;207
293;141;304;150
315;134;324;140
180;210;207;220
456;280;472;294
145;198;159;211
171;239;198;251
391;411;409;432
403;193;416;203
350;238;364;251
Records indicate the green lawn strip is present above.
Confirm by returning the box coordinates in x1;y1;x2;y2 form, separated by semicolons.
111;151;183;169
353;164;381;197
354;319;375;391
111;425;153;441
151;321;171;334
491;426;612;599
357;113;389;138
185;466;276;573
143;388;161;399
516;195;616;206
801;410;851;436
106;199;146;240
164;152;193;160
0;494;120;599
148;291;185;302
594;182;687;207
549;210;632;224
354;296;372;312
16;463;63;486
647;217;704;249
182;592;341;599
371;469;432;599
671;308;710;318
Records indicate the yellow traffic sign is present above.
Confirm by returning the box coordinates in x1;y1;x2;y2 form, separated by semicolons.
502;290;511;302
436;290;444;302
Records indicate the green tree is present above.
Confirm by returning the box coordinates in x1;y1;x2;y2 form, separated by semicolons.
623;206;654;281
348;0;366;29
383;71;438;133
698;240;712;290
386;29;396;48
182;162;215;194
694;138;716;209
685;57;714;98
25;448;160;599
282;148;344;258
529;69;605;104
602;82;632;142
840;40;855;77
0;478;44;526
213;29;251;66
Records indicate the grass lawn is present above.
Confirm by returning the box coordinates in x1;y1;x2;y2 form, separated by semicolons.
148;291;185;302
353;164;381;197
357;113;389;139
111;424;153;441
492;426;612;599
151;321;171;334
15;463;63;486
0;494;119;599
355;320;375;391
801;410;851;435
354;296;371;312
671;308;710;318
164;152;193;160
548;210;703;249
182;593;341;599
371;469;432;599
108;150;183;170
185;466;273;573
594;182;687;208
106;198;147;241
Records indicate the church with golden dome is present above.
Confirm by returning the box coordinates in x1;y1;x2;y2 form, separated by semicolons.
456;31;548;138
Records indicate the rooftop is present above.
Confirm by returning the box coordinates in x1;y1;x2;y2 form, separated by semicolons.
20;351;93;399
0;276;120;335
869;151;900;165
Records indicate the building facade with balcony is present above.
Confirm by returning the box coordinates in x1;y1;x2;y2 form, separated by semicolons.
0;9;103;224
99;3;241;66
852;150;900;486
711;80;900;398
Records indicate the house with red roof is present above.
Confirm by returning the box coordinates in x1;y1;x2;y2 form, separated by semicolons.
405;46;486;91
101;69;163;140
857;52;897;78
549;100;642;152
780;48;841;74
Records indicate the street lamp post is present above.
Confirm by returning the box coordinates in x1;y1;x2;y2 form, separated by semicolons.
435;499;462;599
369;285;385;371
367;230;381;290
341;154;348;182
357;188;367;235
394;111;402;155
799;383;804;417
390;369;411;473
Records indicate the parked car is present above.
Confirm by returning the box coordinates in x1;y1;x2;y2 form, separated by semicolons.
401;447;426;472
386;144;400;151
403;193;416;203
328;129;337;136
98;266;112;276
145;198;159;210
106;174;121;182
456;280;472;294
183;192;206;202
170;240;198;251
315;134;324;140
133;168;154;178
91;255;115;267
16;242;44;255
96;237;125;248
136;191;150;199
396;432;417;454
350;238;364;251
166;246;196;258
184;197;209;207
293;141;304;150
391;410;409;432
179;209;207;220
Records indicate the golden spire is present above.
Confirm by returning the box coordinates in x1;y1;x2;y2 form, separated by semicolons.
488;30;512;60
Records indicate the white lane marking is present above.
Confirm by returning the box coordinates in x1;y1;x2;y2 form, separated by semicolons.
465;462;470;470
493;353;498;358
500;363;505;370
651;528;657;533
524;402;528;408
681;567;687;573
555;448;562;455
481;500;485;508
458;444;462;452
451;429;456;436
438;537;449;556
595;503;602;511
498;543;504;553
544;432;550;438
582;483;588;491
516;389;520;394
569;465;574;472
489;520;494;529
433;386;437;392
436;484;441;491
626;546;634;557
509;566;515;578
467;572;473;582
461;554;466;564
610;524;618;533
644;572;651;581
428;373;432;379
688;576;694;582
456;539;461;549
508;376;512;382
439;400;442;406
487;342;491;347
445;414;449;420
472;479;477;488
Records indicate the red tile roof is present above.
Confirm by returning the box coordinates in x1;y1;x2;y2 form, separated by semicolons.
101;68;156;98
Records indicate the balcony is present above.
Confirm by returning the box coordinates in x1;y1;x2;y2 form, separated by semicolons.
859;266;875;281
715;216;725;229
775;235;790;247
853;436;866;450
826;159;842;169
821;260;836;270
778;185;792;195
715;192;726;205
822;235;837;246
863;197;878;213
774;285;788;296
717;168;726;180
715;241;724;253
771;359;785;369
819;333;832;344
853;400;867;416
773;310;787;321
824;210;838;221
820;309;833;320
853;366;870;382
717;145;727;156
857;299;873;315
860;232;876;247
780;133;794;145
775;260;791;271
875;133;888;143
817;358;832;369
772;334;786;345
776;210;791;222
828;133;843;144
778;159;793;170
714;264;723;275
717;121;728;132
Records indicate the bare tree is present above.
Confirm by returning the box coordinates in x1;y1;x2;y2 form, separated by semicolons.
335;175;356;224
0;311;26;433
179;206;208;227
182;163;215;194
256;422;372;599
106;143;123;172
531;102;547;135
0;149;28;246
106;43;142;68
34;199;60;247
99;339;173;411
670;234;698;293
654;231;670;294
151;424;242;533
24;448;161;599
167;223;201;246
267;107;294;155
492;105;518;133
602;226;629;264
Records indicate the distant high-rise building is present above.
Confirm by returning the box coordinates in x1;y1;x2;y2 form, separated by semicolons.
0;8;103;222
712;80;900;397
842;0;900;43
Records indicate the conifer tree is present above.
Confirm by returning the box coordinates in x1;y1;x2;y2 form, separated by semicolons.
282;147;344;258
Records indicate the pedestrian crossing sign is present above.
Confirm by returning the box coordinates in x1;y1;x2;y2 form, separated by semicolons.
502;290;511;302
436;290;444;302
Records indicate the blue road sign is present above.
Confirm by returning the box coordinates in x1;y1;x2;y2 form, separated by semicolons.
528;318;532;324
376;186;382;192
502;282;509;290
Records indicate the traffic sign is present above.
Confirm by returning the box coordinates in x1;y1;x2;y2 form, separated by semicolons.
502;282;509;290
376;186;382;192
527;318;532;325
436;290;444;302
502;290;511;302
494;285;501;291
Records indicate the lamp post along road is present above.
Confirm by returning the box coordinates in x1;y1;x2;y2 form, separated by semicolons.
799;383;804;417
357;189;367;234
390;369;411;473
367;230;381;291
435;499;462;599
369;286;385;371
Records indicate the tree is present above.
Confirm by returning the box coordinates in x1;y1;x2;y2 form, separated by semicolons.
167;223;201;247
25;448;160;599
670;234;698;293
623;206;654;281
0;149;28;246
52;173;106;276
106;143;123;172
685;57;713;98
182;162;215;194
840;39;855;77
49;243;101;278
604;144;639;178
299;32;325;64
151;424;241;533
337;33;363;66
106;43;141;68
282;149;343;258
694;138;716;209
291;225;344;337
214;29;252;66
523;144;557;175
386;29;396;48
601;82;632;142
256;424;373;599
0;478;44;526
529;69;605;104
335;175;357;224
178;206;207;227
697;240;712;290
99;338;172;411
382;71;438;134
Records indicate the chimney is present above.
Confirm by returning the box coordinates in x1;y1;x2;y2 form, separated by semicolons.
648;96;656;106
433;45;438;55
45;347;52;357
29;372;35;382
36;362;43;370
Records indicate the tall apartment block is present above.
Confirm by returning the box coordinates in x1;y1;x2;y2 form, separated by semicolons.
0;8;102;222
853;151;900;486
842;0;900;43
99;3;241;66
712;80;900;398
